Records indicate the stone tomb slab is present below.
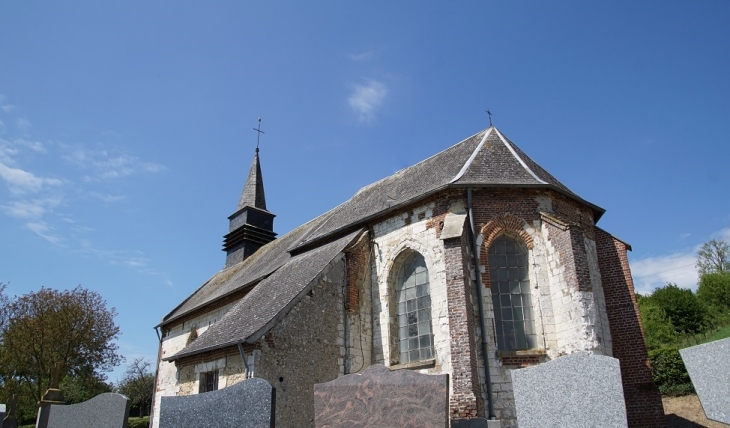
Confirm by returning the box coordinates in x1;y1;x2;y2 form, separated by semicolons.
510;352;627;428
159;377;275;428
680;337;730;424
45;393;130;428
314;364;449;428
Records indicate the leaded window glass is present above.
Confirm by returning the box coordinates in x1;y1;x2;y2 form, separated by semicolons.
396;252;433;363
488;235;537;350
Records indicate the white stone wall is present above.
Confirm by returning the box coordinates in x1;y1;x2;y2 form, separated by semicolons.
370;201;453;381
584;236;613;356
151;301;237;428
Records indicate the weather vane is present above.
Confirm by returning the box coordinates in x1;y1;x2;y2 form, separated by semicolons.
486;108;493;127
253;117;265;152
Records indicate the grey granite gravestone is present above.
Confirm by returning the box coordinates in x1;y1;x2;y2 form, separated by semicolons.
680;337;730;424
510;352;627;428
314;364;449;428
159;377;275;428
44;393;130;428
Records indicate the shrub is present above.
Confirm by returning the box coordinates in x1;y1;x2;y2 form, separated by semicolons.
648;347;694;396
128;416;150;428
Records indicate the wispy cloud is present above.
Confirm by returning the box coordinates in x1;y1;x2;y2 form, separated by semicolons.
349;51;374;62
348;79;387;124
631;251;698;295
1;104;16;113
63;146;166;181
1;197;61;219
0;162;62;194
26;221;62;245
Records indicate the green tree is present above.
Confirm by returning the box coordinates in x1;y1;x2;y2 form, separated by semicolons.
649;283;707;334
118;357;155;417
0;286;122;422
697;272;730;309
637;294;677;350
696;239;730;277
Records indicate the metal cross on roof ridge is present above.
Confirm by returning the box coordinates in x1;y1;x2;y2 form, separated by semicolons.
253;117;265;152
486;108;493;127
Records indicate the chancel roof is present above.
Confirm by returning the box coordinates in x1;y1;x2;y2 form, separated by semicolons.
161;126;604;360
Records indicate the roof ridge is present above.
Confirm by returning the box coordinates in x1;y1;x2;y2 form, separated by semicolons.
493;127;547;185
353;129;489;197
450;127;493;183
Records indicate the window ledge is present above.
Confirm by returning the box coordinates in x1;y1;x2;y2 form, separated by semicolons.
391;359;436;371
497;349;546;357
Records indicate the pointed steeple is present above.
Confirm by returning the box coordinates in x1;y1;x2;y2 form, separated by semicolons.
223;148;276;268
237;148;267;211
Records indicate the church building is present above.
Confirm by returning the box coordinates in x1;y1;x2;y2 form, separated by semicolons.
151;126;665;427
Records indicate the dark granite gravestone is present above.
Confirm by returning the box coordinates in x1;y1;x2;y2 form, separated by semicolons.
44;393;130;428
510;352;627;428
313;364;449;428
680;337;730;425
159;377;275;428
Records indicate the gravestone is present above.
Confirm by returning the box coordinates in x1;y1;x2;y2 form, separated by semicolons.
314;364;449;428
44;393;130;428
0;404;5;423
159;377;275;428
679;337;730;424
510;352;627;428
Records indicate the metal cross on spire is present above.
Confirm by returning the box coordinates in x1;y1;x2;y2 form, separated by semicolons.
486;108;493;127
253;117;265;152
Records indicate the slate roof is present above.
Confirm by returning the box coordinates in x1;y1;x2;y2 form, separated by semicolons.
165;229;363;360
161;126;604;360
291;127;603;251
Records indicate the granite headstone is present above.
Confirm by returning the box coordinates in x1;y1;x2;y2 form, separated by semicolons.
45;393;130;428
314;364;449;428
680;337;730;424
510;352;627;428
159;377;275;428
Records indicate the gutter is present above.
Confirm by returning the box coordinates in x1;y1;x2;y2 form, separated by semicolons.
468;187;496;420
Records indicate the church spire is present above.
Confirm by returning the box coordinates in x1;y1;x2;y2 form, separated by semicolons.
237;149;267;210
222;121;277;268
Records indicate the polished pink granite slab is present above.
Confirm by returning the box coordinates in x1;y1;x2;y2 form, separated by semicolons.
314;364;449;428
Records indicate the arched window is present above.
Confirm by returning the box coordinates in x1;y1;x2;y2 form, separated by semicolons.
488;235;537;350
396;251;434;363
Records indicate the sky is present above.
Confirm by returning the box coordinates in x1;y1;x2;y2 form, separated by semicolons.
1;1;729;383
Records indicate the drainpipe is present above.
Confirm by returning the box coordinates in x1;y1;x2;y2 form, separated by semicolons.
468;187;496;420
238;342;250;379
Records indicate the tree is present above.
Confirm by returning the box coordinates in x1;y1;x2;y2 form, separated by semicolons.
696;239;730;277
637;294;677;350
697;272;730;308
118;357;155;417
649;283;707;334
0;286;122;421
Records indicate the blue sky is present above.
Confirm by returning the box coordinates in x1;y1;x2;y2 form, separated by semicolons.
1;1;729;383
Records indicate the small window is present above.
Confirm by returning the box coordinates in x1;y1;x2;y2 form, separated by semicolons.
488;235;537;351
396;251;434;364
199;370;218;393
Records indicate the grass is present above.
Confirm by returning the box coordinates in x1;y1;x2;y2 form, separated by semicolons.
706;323;730;342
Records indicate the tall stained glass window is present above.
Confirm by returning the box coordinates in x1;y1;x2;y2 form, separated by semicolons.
396;252;434;363
488;235;538;350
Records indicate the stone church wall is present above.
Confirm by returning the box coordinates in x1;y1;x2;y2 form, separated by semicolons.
252;257;346;427
151;300;238;428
